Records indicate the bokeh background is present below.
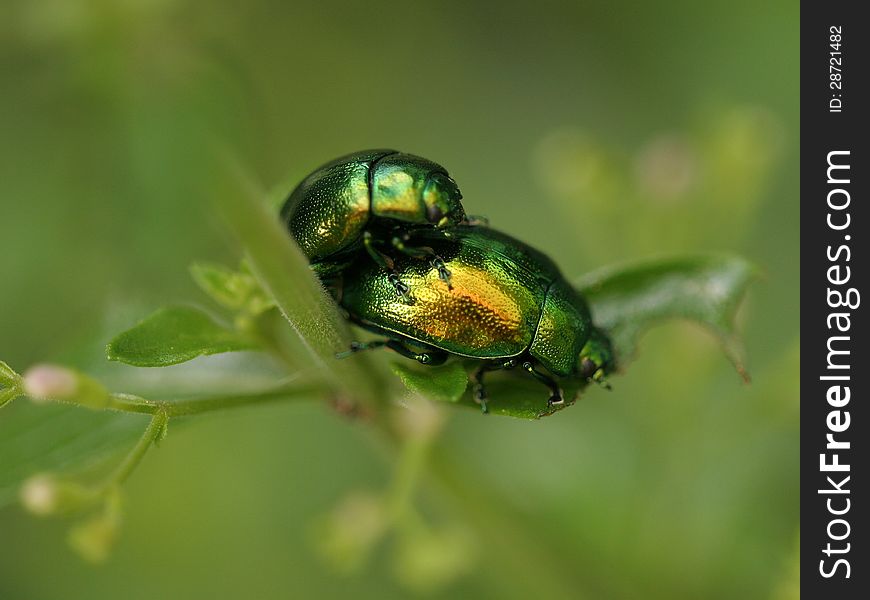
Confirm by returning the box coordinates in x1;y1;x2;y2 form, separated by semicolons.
1;1;798;598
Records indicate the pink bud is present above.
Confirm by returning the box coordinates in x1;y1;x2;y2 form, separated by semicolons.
22;364;77;403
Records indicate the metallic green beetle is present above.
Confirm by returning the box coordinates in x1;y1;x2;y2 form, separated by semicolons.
281;150;467;296
334;226;615;411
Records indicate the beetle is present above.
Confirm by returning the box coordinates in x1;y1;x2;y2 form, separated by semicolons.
281;149;468;298
332;225;615;412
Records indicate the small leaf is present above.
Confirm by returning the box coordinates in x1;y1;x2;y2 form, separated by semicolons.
311;490;387;574
68;512;120;563
0;361;22;408
0;360;20;386
392;525;477;592
455;370;583;419
106;306;256;367
189;261;275;314
66;488;122;563
390;361;468;403
577;254;758;380
1;386;21;409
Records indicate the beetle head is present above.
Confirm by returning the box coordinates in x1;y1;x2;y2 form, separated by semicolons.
577;328;615;386
423;172;466;228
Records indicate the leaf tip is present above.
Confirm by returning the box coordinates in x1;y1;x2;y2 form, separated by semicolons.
105;342;120;363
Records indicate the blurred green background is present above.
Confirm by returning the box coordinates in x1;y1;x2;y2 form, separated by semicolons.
1;1;798;599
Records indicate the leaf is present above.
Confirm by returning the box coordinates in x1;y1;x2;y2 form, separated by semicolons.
390;361;468;403
0;361;22;408
1;360;20;386
454;369;584;419
576;254;758;380
106;306;256;367
392;524;476;592
189;261;275;315
0;404;145;507
0;379;318;508
1;386;21;408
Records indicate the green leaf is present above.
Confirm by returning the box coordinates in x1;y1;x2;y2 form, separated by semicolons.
390;361;468;403
106;306;256;367
0;361;22;408
455;370;584;419
1;360;20;387
0;404;145;507
189;261;275;315
0;380;317;508
576;254;758;380
1;386;21;409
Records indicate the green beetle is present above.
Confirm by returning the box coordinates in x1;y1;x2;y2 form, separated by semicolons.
281;150;468;297
333;226;615;411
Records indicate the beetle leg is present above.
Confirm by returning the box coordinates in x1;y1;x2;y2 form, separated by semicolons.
385;340;448;366
364;232;411;301
390;236;453;288
335;339;389;359
471;363;505;414
521;361;564;407
595;376;613;391
430;256;452;288
470;360;519;413
462;214;490;227
470;366;487;413
386;273;412;301
336;339;446;366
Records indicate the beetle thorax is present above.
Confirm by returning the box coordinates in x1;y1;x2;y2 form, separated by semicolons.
370;169;427;223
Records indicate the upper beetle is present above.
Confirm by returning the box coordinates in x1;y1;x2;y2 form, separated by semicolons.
281;150;468;296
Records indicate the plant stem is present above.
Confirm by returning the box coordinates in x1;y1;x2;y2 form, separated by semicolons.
81;382;321;500
103;382;320;417
107;409;168;487
105;393;159;415
162;383;320;417
386;427;434;531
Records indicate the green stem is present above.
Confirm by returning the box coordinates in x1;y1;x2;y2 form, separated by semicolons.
386;432;432;531
105;393;159;415
163;383;320;417
107;409;168;487
103;382;320;417
86;382;320;500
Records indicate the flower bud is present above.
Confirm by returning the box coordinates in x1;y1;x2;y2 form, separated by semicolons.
68;513;120;563
393;526;477;592
313;491;386;573
22;364;110;409
20;474;96;516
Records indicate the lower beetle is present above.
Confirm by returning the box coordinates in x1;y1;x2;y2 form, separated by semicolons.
281;150;468;297
333;226;615;411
